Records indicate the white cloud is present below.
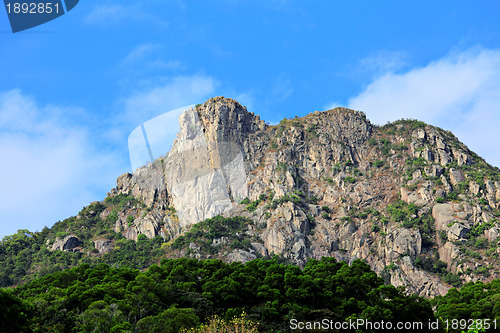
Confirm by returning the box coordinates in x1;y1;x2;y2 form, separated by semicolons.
124;75;217;126
0;90;123;239
271;73;293;102
323;101;346;111
84;4;133;25
348;48;500;167
123;43;162;64
232;92;255;112
83;3;169;27
359;50;408;77
121;44;184;73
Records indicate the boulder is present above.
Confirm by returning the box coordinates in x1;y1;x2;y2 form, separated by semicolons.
449;168;465;185
448;222;470;241
486;227;500;243
51;235;82;252
94;239;113;255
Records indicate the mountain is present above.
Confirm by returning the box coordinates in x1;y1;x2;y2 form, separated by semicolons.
3;96;500;297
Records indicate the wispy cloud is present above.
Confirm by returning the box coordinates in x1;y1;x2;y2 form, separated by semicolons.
83;3;168;27
0;90;124;239
123;43;162;64
232;91;256;112
271;73;293;102
84;4;134;25
323;100;346;111
359;50;409;77
348;48;500;167
121;44;184;73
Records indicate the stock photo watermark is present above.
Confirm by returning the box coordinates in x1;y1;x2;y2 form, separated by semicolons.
290;318;498;331
3;0;79;32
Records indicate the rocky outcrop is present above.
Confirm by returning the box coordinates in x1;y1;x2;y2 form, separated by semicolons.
116;159;168;209
164;108;243;227
94;239;113;255
51;235;82;252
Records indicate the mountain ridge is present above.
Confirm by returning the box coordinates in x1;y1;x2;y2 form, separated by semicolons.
3;96;500;298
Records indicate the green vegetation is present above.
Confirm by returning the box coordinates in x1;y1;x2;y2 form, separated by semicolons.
332;163;342;174
3;257;435;332
0;192;151;287
344;175;356;184
321;206;332;213
240;197;251;205
324;177;334;185
245;195;267;212
306;123;319;137
387;200;435;247
0;214;257;288
172;216;255;254
415;255;462;287
406;156;428;167
0;228;84;287
382;119;427;133
0;289;31;332
267;194;301;209
379;138;392;155
184;313;258;333
433;280;500;332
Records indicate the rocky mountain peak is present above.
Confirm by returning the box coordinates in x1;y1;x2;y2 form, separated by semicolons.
196;96;267;144
42;97;500;297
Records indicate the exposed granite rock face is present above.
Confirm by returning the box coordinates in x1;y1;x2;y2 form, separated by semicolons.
101;96;500;297
164;107;249;227
94;239;113;255
51;235;82;252
449;169;465;185
116;159;168;210
119;210;176;241
227;249;257;263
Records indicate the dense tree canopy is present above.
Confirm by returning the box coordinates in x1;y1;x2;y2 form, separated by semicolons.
433;280;500;332
4;257;438;332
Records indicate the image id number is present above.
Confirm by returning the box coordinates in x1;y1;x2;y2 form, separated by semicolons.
6;2;60;14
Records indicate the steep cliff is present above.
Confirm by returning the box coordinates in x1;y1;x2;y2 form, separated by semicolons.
45;96;500;297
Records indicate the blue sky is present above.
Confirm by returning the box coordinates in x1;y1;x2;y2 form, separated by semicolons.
2;0;500;239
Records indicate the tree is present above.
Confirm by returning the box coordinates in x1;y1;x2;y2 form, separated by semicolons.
0;289;31;333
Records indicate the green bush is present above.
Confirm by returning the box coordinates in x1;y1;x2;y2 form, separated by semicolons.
106;210;119;224
321;206;332;213
439;230;448;243
344;176;356;184
321;212;331;220
475;238;488;249
444;273;462;288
